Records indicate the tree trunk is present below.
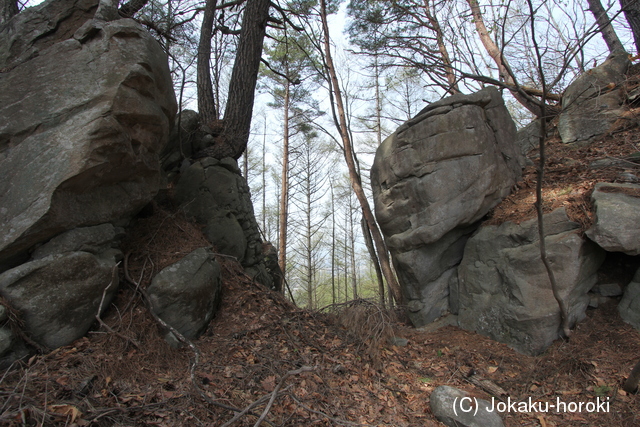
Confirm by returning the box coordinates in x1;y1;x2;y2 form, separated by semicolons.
424;0;459;94
526;0;572;340
331;182;337;306
466;0;542;116
362;217;385;308
197;0;218;126
587;0;627;55
620;0;640;54
319;0;403;306
0;0;18;26
277;82;290;283
218;0;271;160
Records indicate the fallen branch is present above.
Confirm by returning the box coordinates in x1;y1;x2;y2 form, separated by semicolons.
253;366;314;427
221;366;315;427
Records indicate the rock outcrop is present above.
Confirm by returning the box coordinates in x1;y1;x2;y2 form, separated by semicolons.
586;183;640;256
0;0;177;271
558;53;630;145
148;248;222;345
457;208;605;355
0;250;119;349
371;87;524;326
175;157;274;288
0;0;176;358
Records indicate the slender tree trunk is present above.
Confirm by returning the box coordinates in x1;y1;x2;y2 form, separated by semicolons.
331;181;336;306
526;0;571;340
0;0;18;26
278;82;291;281
466;0;541;116
621;0;640;54
349;205;358;300
319;0;403;305
197;0;218;126
261;118;267;236
306;181;313;308
362;217;385;307
423;0;459;94
588;0;627;55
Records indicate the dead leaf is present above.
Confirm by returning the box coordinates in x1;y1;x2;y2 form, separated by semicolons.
487;366;498;374
261;375;276;392
48;404;82;423
537;414;547;427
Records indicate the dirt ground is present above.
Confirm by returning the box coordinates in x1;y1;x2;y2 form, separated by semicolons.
0;118;639;426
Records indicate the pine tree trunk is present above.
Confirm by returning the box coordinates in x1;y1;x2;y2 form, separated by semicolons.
319;0;403;305
278;83;290;282
197;0;218;126
219;0;271;159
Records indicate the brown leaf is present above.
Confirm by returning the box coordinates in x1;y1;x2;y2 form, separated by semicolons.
48;404;82;423
261;375;276;392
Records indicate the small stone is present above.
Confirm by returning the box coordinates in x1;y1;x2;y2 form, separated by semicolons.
592;283;623;297
389;337;409;347
430;385;504;427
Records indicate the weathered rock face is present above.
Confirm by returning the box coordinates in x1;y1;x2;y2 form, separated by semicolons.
371;87;524;326
458;209;605;355
0;251;119;349
148;248;221;344
586;183;640;256
619;268;640;330
0;0;177;270
175;157;274;288
558;53;630;145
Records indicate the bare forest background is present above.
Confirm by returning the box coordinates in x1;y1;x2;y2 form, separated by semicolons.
5;0;639;309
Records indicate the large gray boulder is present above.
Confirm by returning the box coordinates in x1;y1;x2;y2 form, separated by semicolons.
586;183;640;255
0;251;119;349
148;248;222;343
371;87;523;326
0;0;177;269
458;208;605;355
619;268;640;330
558;53;630;145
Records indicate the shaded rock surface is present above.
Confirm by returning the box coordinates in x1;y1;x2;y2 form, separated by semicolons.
0;0;177;270
0;251;119;349
32;224;124;260
430;385;504;427
558;53;630;145
175;157;273;288
586;182;640;255
148;248;221;344
619;268;640;330
458;208;605;355
371;87;523;326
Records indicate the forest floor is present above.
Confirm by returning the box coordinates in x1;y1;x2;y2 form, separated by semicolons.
1;121;640;426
